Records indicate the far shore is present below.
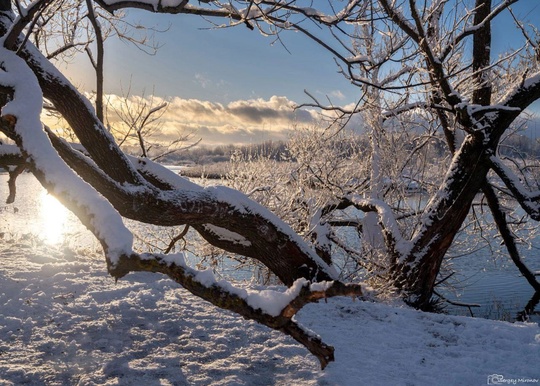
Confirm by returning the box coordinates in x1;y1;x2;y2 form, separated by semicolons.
178;162;229;180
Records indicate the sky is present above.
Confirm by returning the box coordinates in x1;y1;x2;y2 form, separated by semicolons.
66;8;357;104
58;1;540;147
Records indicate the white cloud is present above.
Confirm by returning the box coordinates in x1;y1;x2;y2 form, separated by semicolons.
104;94;320;146
328;90;346;100
194;73;211;89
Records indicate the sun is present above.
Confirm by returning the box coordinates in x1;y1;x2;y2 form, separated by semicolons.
38;191;69;245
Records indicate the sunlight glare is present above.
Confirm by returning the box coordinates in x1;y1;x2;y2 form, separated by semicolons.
39;191;69;245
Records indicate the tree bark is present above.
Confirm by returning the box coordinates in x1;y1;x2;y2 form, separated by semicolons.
394;135;492;308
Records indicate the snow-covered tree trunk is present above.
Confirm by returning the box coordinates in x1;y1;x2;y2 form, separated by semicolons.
394;135;493;307
381;0;540;308
362;36;387;266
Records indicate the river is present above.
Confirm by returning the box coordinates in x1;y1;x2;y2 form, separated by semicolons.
1;172;538;323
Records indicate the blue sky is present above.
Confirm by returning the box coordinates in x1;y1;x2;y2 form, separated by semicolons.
68;11;355;104
61;2;540;145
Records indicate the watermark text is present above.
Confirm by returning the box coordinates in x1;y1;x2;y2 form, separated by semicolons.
487;374;539;385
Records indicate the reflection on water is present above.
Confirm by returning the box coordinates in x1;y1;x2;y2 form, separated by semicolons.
0;173;95;248
39;191;68;245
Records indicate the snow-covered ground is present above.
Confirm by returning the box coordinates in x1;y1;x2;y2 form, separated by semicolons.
0;240;539;385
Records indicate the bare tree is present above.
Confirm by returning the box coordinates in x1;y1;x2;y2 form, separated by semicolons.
170;0;540;309
106;87;200;161
209;0;540;309
0;0;362;368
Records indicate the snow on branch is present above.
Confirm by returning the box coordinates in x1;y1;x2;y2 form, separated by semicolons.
8;21;146;186
378;0;418;42
348;195;411;261
291;0;365;25
382;101;439;118
42;112;338;286
43;117;338;289
94;0;267;22
489;156;540;220
3;0;54;51
498;71;540;110
127;155;203;191
108;251;363;369
0;45;134;260
0;117;361;370
0;44;362;368
0;142;24;164
208;184;339;277
324;195;411;263
97;0;189;13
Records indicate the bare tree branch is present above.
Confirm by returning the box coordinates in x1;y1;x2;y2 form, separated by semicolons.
3;0;54;50
108;251;363;369
489;156;540;220
85;0;105;121
482;181;540;292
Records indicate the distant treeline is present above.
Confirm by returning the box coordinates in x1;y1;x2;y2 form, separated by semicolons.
158;140;290;166
145;132;540;167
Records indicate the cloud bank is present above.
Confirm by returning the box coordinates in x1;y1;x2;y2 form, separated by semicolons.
105;94;320;147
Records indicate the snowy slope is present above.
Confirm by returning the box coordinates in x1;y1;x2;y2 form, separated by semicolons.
0;241;539;385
